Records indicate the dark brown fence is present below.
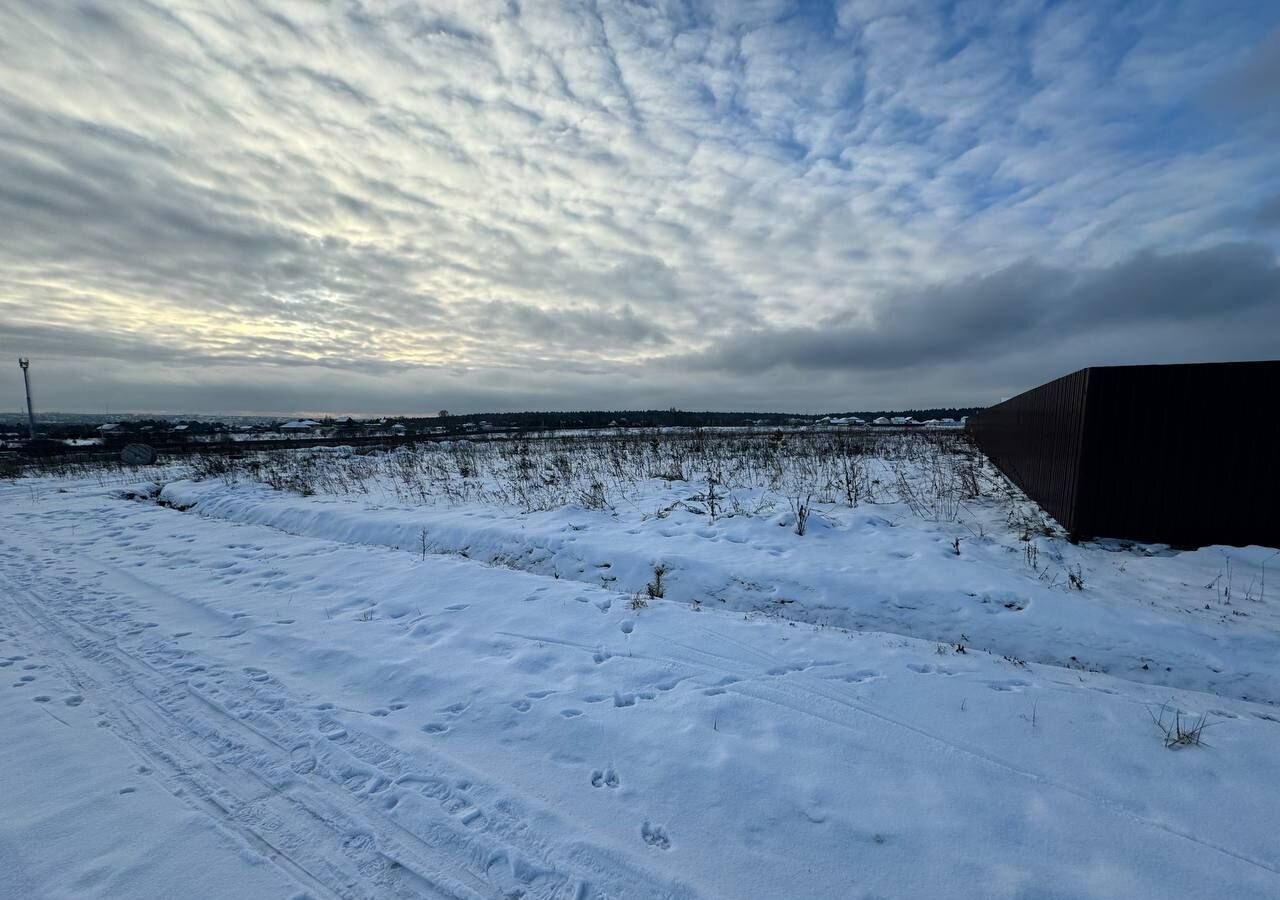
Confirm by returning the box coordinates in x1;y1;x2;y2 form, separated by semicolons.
968;361;1280;549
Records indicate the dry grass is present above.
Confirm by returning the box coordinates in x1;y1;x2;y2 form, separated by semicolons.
1149;702;1214;749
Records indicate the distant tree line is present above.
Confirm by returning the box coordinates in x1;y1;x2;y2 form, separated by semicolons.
405;407;983;431
2;406;984;442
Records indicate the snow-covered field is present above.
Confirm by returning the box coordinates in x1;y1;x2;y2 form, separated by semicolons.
2;431;1279;899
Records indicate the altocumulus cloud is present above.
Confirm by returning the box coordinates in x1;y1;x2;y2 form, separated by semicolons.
0;0;1278;414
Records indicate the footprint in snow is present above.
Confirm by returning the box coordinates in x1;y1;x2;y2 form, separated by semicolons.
395;773;449;798
341;771;372;792
341;832;374;852
705;675;741;695
641;821;671;850
318;720;348;741
591;769;620;788
619;620;635;635
907;663;955;676
833;670;882;684
766;664;805;676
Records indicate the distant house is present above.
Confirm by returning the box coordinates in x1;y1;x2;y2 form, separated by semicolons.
390;423;407;435
97;423;123;434
280;419;320;433
871;417;892;426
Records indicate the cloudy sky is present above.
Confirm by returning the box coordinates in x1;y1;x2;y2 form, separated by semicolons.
2;0;1279;415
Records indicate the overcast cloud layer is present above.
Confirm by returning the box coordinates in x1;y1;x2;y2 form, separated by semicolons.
2;1;1279;415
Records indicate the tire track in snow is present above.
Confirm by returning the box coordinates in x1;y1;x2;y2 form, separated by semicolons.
1;572;473;900
0;562;700;900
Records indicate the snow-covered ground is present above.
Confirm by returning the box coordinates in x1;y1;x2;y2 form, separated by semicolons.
2;435;1279;899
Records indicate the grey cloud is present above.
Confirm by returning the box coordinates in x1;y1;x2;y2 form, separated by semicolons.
690;243;1280;375
1251;194;1280;230
1206;26;1280;134
1223;27;1280;107
464;300;671;350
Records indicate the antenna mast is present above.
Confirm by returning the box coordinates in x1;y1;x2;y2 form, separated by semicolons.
18;358;35;440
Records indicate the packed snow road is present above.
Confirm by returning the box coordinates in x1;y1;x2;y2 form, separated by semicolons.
2;477;1280;899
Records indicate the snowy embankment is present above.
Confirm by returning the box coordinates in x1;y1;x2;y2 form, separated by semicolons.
159;474;1280;706
3;449;1280;899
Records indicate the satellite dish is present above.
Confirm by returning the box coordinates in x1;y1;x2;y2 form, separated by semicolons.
120;443;158;466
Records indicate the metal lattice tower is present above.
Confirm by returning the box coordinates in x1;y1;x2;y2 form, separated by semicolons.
18;358;35;440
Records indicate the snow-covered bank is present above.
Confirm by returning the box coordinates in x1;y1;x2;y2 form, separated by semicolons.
159;475;1280;705
3;469;1280;899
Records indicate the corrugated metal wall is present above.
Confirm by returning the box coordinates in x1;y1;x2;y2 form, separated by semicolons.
966;368;1090;533
968;361;1280;549
1074;362;1280;548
